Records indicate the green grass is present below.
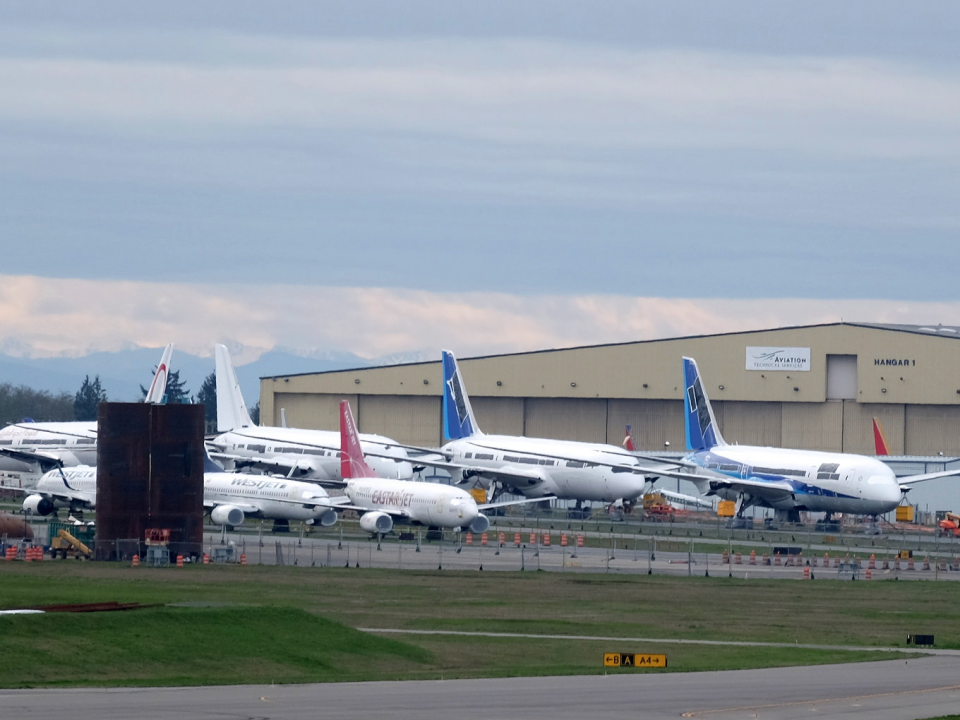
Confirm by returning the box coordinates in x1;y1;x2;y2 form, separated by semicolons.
0;563;950;687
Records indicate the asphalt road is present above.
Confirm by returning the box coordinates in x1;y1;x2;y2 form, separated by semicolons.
3;656;959;720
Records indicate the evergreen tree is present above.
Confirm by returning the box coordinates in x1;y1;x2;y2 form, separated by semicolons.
250;401;260;426
0;384;73;425
193;372;217;432
74;375;106;421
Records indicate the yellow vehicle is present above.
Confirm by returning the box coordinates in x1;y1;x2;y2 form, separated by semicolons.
50;529;92;559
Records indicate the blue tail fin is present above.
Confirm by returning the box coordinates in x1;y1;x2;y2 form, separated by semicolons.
683;357;725;451
442;350;481;441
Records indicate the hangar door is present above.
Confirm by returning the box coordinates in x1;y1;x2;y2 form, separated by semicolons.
826;355;857;400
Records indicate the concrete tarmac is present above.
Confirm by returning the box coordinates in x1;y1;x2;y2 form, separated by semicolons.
2;656;959;720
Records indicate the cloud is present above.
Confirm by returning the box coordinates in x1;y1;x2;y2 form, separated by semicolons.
0;274;957;362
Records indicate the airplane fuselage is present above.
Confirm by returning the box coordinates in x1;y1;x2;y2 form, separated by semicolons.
203;473;335;523
210;426;414;481
442;434;652;502
345;476;480;529
0;422;98;470
688;445;902;515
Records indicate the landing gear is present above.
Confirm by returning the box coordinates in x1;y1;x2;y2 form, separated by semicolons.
725;494;756;529
815;512;841;533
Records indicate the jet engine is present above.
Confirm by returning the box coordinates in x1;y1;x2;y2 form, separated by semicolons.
210;505;245;526
22;495;55;516
314;508;338;527
468;514;490;534
359;511;393;535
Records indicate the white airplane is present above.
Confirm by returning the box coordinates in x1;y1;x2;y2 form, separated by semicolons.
677;356;960;522
0;344;174;474
208;344;414;481
18;455;339;528
408;350;706;508
337;400;539;536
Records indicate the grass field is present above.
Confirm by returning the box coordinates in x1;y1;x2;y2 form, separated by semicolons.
1;562;954;687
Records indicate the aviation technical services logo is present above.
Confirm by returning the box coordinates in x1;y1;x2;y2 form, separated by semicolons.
745;347;811;372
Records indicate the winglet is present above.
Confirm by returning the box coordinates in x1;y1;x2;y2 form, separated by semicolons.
340;401;377;479
873;417;891;456
215;344;255;431
441;350;482;441
682;357;726;451
144;344;174;404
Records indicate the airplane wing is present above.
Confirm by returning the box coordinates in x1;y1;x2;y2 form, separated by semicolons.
693;475;796;501
898;469;960;489
0;447;65;473
207;451;327;479
9;423;96;439
478;495;556;511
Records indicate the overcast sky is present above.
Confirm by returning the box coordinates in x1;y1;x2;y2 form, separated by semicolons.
1;2;958;360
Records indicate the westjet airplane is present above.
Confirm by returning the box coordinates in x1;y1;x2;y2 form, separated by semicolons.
679;356;960;523
0;344;174;474
412;350;706;508
337;400;539;535
18;454;338;528
208;344;414;482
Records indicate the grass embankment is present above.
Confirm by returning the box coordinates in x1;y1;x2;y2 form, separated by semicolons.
1;563;952;687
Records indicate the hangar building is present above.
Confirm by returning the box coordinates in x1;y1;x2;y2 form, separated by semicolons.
259;322;960;459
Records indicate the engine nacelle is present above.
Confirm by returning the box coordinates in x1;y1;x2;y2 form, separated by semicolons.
22;495;55;516
210;505;245;527
314;508;338;527
359;511;393;535
468;514;490;534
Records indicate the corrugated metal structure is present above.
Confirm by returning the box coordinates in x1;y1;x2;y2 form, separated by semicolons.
95;403;204;561
260;323;960;457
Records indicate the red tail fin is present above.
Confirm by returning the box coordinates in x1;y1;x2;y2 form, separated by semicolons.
872;417;891;456
340;400;376;479
623;424;636;452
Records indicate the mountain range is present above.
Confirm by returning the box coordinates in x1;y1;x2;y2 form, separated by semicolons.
0;346;431;406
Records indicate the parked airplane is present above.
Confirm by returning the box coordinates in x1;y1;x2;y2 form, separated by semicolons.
337;400;539;535
407;350;705;508
18;455;338;528
208;344;414;481
678;356;960;522
0;344;174;474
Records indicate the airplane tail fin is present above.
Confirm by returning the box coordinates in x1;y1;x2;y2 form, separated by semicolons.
340;400;377;479
441;350;482;441
682;357;726;451
873;417;891;456
215;344;255;432
623;424;636;451
143;344;174;404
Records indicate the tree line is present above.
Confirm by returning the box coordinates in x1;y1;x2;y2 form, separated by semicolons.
2;366;259;430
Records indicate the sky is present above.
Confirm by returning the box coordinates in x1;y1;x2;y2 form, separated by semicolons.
1;2;958;362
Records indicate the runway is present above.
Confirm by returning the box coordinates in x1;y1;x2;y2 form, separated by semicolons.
3;656;959;720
